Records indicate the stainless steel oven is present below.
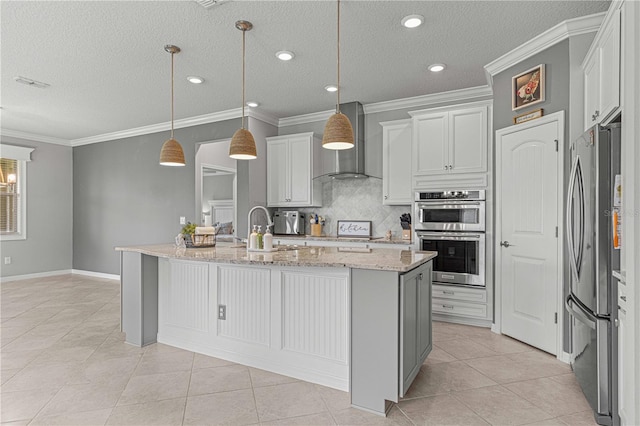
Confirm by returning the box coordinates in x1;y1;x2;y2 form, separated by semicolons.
417;231;485;287
415;190;485;231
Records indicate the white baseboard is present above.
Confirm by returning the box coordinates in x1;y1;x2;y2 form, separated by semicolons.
491;323;501;334
558;351;571;364
0;269;72;282
71;269;120;281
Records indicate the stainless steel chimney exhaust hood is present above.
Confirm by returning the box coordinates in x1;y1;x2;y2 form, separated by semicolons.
319;101;369;179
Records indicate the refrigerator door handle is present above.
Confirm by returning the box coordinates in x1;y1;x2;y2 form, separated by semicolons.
575;160;585;274
566;294;597;330
566;157;580;284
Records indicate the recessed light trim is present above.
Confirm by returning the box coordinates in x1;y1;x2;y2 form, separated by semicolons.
246;101;259;108
324;85;338;92
275;50;295;61
186;75;204;84
401;14;424;29
428;63;446;73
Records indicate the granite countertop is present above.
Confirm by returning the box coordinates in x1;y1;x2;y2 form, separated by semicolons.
271;235;412;244
116;243;436;272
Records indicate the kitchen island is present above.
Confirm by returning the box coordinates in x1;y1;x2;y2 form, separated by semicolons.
116;243;436;416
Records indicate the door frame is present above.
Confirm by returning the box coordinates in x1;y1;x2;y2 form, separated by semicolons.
493;110;566;361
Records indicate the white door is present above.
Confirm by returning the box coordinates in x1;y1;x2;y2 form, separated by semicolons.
288;136;312;205
497;119;560;354
266;139;289;206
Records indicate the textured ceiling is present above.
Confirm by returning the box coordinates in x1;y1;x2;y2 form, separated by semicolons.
1;0;610;141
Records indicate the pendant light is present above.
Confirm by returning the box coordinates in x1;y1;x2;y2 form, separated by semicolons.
322;0;354;150
229;20;257;160
159;45;186;166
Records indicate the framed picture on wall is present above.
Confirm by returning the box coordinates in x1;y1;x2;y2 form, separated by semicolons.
512;64;545;111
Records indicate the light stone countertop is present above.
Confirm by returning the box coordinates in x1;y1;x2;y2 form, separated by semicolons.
271;235;412;244
116;243;436;272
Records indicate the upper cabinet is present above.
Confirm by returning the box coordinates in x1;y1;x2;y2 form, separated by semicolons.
381;119;412;205
583;8;621;131
411;104;488;177
266;132;322;207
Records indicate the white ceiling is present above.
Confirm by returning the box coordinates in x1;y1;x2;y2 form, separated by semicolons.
1;0;610;142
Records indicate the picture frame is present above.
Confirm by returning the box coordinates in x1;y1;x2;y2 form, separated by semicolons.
337;220;372;238
512;64;545;111
513;108;544;125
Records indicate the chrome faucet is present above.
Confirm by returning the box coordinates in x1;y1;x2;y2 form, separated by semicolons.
247;206;273;239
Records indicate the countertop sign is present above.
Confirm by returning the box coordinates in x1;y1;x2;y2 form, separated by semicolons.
337;220;372;238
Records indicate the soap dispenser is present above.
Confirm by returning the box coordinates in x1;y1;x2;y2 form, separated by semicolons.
249;225;258;250
264;225;273;252
257;226;263;250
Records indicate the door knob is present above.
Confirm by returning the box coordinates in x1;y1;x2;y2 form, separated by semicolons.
500;241;513;247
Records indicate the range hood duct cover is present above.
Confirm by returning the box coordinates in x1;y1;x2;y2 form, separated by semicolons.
324;101;368;179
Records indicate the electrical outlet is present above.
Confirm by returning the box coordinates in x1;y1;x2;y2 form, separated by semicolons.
4;257;11;265
180;216;186;225
218;304;226;320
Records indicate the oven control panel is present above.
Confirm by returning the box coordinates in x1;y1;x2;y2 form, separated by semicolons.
416;190;485;201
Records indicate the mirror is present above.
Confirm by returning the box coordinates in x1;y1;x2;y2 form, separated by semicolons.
195;140;237;238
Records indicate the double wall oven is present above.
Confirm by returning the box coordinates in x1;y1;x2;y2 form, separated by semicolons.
415;190;486;287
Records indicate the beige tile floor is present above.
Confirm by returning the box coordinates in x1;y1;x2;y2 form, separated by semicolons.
1;274;597;426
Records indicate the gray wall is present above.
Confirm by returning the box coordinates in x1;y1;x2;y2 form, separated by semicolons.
0;136;73;277
203;174;234;201
73;119;241;275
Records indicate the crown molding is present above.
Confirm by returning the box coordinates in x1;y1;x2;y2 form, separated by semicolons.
278;109;334;127
484;11;606;85
363;86;493;114
0;129;71;146
70;108;278;147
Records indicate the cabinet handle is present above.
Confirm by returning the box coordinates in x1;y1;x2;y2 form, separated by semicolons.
620;295;627;301
442;304;454;309
594;110;600;118
418;273;423;280
443;290;455;295
384;195;388;200
444;165;448;170
449;164;453;170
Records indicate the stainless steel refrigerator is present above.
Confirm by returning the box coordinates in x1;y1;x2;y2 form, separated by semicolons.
566;123;620;426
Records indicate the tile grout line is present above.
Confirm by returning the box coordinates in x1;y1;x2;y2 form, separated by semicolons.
246;366;262;424
181;353;195;426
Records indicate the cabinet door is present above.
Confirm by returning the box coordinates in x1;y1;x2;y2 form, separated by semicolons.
449;107;487;174
413;113;448;176
267;139;289;207
400;269;419;397
382;121;412;205
288;135;312;205
583;49;600;131
598;9;620;123
417;262;432;362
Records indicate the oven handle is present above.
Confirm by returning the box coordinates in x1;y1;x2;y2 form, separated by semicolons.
416;201;482;208
416;232;484;241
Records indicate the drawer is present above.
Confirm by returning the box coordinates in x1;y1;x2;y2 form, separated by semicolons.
432;298;488;319
432;285;487;303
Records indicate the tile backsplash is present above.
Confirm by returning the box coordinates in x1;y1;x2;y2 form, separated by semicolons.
295;177;411;238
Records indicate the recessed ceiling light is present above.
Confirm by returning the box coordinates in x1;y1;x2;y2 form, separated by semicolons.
186;76;204;84
275;51;295;61
246;101;259;108
401;15;424;29
324;85;338;92
428;63;446;73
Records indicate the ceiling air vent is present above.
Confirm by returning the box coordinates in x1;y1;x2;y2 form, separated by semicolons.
194;0;229;9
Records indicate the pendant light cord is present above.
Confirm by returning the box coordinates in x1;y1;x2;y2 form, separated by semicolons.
336;0;341;114
170;50;175;139
242;28;246;129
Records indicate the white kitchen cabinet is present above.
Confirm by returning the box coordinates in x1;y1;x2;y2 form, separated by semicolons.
266;132;322;207
381;119;412;205
583;8;621;131
411;104;488;177
431;284;490;325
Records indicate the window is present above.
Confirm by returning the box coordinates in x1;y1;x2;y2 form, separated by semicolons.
0;144;34;241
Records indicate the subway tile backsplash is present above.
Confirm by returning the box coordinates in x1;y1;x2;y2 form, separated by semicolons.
294;177;411;238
